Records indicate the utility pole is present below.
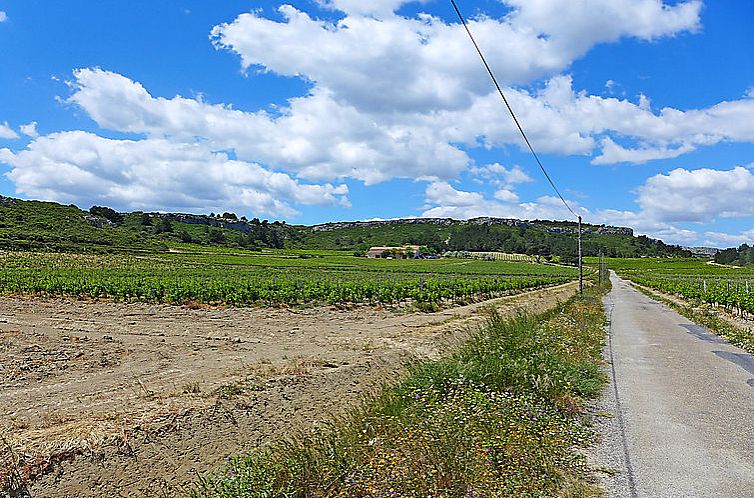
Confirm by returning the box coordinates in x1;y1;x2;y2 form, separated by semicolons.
578;216;583;296
598;250;602;286
451;0;583;286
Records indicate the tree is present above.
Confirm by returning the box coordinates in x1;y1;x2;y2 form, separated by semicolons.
89;206;123;224
155;218;173;234
208;228;225;244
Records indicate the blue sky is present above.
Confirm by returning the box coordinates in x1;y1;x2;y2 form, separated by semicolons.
1;1;754;247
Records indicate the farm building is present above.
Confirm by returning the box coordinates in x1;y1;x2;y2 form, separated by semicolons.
366;245;422;259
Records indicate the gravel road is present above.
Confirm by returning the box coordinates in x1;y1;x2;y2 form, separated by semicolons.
595;272;754;497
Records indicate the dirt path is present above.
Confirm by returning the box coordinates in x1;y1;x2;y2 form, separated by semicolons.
1;282;577;497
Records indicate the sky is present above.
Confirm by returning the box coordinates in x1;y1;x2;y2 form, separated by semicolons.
1;0;754;248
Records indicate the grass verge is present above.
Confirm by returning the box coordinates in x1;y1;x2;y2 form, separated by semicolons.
629;283;754;354
192;284;608;497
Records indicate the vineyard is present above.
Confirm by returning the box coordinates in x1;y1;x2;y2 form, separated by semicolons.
0;250;578;307
603;257;754;315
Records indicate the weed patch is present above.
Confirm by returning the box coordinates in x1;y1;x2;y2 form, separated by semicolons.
193;286;608;497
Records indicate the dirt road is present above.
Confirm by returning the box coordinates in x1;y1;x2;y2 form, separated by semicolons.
0;282;577;497
595;273;754;497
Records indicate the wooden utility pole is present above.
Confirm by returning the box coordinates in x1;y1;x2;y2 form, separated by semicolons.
598;250;602;286
578;216;583;295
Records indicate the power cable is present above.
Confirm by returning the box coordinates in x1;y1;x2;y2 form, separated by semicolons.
451;0;583;294
449;0;577;218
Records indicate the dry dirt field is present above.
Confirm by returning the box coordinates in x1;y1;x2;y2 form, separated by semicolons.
1;282;577;497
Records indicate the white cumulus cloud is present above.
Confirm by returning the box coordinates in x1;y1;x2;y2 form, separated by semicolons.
66;64;754;191
68;68;468;185
494;189;520;203
211;1;700;115
702;230;754;248
595;208;699;245
422;181;586;221
637;167;754;222
0;121;18;139
595;166;754;245
592;137;695;165
316;0;416;17
470;163;533;187
0;131;349;217
19;121;39;138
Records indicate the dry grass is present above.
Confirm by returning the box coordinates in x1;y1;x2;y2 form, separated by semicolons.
1;418;127;489
212;357;332;400
0;350;343;492
246;356;334;379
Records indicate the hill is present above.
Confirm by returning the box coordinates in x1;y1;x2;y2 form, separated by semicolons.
288;217;690;260
0;196;691;259
0;196;286;253
0;196;164;253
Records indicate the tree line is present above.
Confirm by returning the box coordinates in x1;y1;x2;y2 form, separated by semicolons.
715;244;754;266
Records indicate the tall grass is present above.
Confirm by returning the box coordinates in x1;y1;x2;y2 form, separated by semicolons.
193;286;607;497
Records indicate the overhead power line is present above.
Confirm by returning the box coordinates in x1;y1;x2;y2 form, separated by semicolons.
449;0;577;219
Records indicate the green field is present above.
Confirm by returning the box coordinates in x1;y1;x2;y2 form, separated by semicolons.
0;249;578;308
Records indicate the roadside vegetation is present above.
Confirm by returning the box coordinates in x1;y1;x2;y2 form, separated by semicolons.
192;280;609;497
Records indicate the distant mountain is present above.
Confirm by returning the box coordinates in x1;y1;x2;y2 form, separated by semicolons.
0;196;163;253
310;217;634;236
0;196;691;259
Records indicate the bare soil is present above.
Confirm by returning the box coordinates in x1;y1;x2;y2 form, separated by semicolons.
1;282;577;497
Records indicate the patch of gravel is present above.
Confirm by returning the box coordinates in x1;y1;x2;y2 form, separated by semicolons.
584;294;634;498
